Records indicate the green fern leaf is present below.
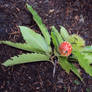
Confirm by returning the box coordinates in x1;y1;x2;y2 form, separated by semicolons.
2;53;50;66
26;4;51;46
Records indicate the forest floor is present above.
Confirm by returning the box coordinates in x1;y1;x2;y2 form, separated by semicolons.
0;0;92;92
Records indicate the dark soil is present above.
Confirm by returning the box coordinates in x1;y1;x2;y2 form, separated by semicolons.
0;0;92;92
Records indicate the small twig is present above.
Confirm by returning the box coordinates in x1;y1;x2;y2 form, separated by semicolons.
53;59;57;78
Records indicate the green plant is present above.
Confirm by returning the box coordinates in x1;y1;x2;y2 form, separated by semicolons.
0;4;92;81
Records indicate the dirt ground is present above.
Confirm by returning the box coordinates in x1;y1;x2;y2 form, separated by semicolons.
0;0;92;92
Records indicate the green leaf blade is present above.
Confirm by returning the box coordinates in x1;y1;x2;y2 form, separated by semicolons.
51;26;63;54
81;53;92;64
59;57;82;81
0;41;45;53
59;57;71;73
73;51;92;76
71;64;83;81
51;31;59;52
19;26;51;54
81;46;92;53
60;26;69;40
26;4;51;46
2;53;50;66
51;26;63;44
